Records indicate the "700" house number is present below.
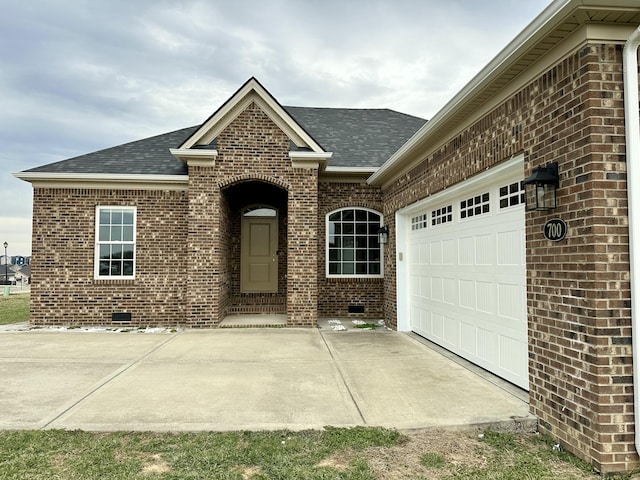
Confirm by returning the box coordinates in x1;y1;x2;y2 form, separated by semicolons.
544;218;567;241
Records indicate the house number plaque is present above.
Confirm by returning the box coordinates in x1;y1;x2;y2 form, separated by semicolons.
544;218;567;241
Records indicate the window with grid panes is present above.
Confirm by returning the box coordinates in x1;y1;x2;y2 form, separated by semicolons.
327;208;382;277
95;206;136;278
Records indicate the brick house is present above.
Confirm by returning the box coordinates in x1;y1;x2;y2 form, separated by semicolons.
16;77;426;328
13;0;640;474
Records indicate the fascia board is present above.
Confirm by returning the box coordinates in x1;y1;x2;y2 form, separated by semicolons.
324;166;379;173
320;166;380;183
288;151;333;160
13;172;188;190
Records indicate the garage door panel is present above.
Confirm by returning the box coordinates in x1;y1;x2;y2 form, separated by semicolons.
431;277;443;302
459;237;475;264
443;278;456;304
432;311;444;339
442;315;459;348
498;283;525;320
500;335;527;378
475;234;494;265
497;230;523;265
459;279;475;309
476;281;495;314
460;322;476;355
477;327;497;363
443;239;456;264
405;163;528;390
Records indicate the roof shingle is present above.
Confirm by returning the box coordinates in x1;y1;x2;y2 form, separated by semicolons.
25;107;426;174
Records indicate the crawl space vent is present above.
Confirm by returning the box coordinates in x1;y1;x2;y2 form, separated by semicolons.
112;312;132;323
348;305;365;314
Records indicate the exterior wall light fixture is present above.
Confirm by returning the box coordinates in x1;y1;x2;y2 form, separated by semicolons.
523;162;559;211
377;226;389;245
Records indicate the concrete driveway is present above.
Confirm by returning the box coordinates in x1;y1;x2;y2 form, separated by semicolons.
0;327;534;432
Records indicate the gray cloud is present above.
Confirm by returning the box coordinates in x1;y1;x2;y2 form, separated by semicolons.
1;0;551;254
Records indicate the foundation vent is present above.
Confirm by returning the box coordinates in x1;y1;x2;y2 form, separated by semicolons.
112;312;132;322
348;305;365;314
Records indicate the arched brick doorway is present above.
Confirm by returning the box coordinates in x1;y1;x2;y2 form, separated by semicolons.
221;180;288;317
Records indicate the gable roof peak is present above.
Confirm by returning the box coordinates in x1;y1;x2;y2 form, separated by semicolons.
177;77;324;153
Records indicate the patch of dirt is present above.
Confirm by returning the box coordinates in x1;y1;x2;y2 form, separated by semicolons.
240;465;264;479
141;453;171;475
317;430;488;478
319;430;599;480
316;456;351;471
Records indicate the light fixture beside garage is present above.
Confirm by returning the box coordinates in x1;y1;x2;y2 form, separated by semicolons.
523;162;559;211
377;226;389;245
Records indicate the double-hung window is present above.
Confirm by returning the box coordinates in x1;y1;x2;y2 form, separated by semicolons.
95;206;136;279
327;208;383;277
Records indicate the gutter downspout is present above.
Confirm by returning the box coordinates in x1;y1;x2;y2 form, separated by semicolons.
623;25;640;456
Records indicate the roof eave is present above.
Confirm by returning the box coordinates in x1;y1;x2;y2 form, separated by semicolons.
13;172;188;190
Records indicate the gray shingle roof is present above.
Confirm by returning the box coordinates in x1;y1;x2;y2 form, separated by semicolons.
26;127;196;175
285;107;426;168
25;108;426;174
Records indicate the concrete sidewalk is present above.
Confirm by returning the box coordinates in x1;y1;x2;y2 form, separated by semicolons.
0;327;534;432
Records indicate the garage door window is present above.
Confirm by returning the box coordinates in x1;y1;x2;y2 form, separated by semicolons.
460;192;490;219
431;205;453;226
327;208;382;277
412;214;428;231
499;181;525;209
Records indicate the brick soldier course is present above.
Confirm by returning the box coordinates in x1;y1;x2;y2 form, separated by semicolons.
14;0;640;474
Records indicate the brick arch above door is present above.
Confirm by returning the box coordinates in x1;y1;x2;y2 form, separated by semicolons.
218;173;291;192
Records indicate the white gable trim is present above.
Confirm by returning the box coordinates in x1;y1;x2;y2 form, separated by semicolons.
179;78;325;153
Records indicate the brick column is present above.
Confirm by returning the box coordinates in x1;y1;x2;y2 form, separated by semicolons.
287;167;319;326
186;162;220;327
526;44;636;474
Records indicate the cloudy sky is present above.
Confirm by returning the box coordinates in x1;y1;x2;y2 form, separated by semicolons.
1;0;552;256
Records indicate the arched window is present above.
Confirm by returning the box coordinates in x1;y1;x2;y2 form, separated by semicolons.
326;208;383;277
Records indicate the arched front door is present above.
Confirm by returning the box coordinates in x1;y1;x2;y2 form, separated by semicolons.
241;205;278;292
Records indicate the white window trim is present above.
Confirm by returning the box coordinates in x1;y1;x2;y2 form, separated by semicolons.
94;206;137;280
325;207;384;279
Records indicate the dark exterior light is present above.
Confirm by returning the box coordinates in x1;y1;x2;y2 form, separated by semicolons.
523;162;559;211
377;226;389;245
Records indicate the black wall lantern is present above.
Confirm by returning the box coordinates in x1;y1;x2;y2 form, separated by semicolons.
377;226;389;245
523;162;559;211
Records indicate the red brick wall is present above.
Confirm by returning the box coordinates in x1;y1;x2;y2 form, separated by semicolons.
31;188;188;327
318;181;384;319
382;43;635;473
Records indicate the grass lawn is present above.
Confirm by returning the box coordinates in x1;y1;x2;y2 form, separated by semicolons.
0;293;29;325
0;427;634;479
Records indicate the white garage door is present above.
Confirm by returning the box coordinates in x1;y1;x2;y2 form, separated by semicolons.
397;158;528;389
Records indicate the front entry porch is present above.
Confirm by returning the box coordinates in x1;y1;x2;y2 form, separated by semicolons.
221;180;289;322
